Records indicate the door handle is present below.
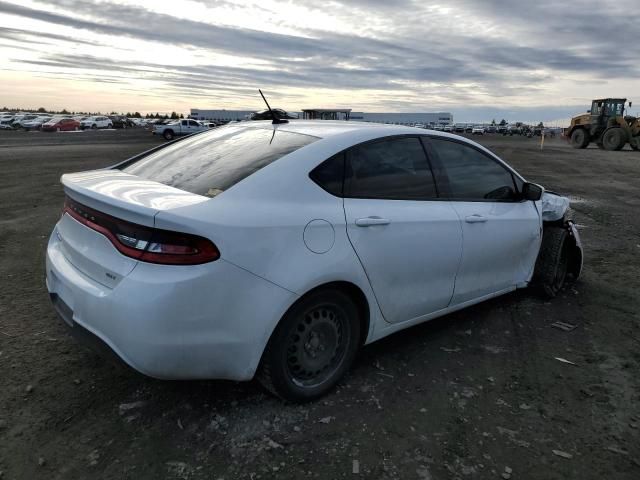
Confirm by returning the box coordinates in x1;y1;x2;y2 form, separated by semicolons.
355;217;391;227
465;214;488;223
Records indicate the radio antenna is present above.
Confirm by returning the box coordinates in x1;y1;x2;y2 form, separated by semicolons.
259;89;288;124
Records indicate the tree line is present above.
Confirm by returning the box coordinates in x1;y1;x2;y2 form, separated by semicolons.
1;107;185;119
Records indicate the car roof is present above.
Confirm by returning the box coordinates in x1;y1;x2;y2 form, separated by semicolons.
243;120;467;142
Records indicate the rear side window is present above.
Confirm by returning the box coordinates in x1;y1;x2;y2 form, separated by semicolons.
345;137;437;200
309;153;344;196
428;138;518;201
123;126;317;196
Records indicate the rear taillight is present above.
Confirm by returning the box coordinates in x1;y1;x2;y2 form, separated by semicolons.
63;196;220;265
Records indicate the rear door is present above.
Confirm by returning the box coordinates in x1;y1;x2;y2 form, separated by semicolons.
425;137;541;304
343;136;462;324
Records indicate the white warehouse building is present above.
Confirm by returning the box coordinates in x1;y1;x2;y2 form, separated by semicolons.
190;108;453;125
350;112;453;125
190;109;254;122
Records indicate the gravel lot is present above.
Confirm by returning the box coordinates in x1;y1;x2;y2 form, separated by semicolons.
0;128;639;479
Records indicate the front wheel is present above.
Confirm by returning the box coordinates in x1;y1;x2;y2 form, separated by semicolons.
163;130;174;141
630;137;640;151
534;227;570;298
257;289;361;402
91;124;97;130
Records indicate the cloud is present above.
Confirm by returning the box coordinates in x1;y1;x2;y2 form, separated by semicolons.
0;0;638;119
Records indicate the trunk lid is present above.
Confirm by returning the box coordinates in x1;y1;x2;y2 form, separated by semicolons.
57;169;208;287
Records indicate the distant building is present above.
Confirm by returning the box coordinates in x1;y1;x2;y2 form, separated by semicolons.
190;108;452;125
301;109;352;120
350;112;453;125
190;109;253;122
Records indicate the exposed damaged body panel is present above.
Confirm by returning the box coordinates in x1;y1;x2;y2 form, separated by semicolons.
533;191;583;296
541;191;571;222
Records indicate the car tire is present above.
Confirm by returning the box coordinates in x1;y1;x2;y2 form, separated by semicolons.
570;128;589;149
163;130;174;141
534;226;571;298
602;128;625;151
257;288;361;402
91;124;97;130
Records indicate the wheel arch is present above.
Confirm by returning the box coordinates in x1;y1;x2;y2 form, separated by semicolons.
280;281;371;347
252;279;373;379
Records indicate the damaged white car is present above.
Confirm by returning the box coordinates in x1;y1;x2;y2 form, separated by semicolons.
46;122;582;401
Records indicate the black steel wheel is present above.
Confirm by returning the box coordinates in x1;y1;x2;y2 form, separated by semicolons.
570;128;589;149
258;289;361;402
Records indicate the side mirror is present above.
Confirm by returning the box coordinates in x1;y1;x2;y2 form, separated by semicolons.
629;101;633;108
522;182;543;201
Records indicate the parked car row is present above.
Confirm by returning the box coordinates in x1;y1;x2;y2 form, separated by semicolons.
0;112;151;131
402;122;554;137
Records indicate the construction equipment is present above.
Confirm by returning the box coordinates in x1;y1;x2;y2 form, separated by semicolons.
565;98;640;151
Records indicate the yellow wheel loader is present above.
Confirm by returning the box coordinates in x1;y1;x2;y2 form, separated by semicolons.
565;98;640;151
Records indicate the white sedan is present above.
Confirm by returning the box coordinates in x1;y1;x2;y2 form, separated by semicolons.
46;121;582;401
80;116;113;129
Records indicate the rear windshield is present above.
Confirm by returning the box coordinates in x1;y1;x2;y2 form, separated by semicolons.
122;126;318;196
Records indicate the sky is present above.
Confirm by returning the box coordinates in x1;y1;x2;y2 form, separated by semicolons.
0;0;639;123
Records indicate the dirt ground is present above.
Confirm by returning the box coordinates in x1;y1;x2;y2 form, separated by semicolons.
0;128;638;480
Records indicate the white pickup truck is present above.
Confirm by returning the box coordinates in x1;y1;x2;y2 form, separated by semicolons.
153;119;209;140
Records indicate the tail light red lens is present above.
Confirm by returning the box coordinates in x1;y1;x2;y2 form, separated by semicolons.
64;196;220;265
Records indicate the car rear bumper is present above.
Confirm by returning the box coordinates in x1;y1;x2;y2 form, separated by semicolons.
50;292;128;367
45;227;297;381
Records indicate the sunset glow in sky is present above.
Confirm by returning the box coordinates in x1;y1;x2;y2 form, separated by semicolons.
1;0;638;122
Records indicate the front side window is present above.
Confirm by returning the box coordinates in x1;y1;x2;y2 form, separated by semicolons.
123;126;318;196
189;120;199;126
344;137;437;200
428;138;518;201
591;101;602;115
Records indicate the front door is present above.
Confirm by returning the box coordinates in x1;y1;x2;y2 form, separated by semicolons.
425;137;541;304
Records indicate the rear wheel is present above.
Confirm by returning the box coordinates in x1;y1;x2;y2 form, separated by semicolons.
570;128;589;149
257;289;361;402
630;136;640;151
534;227;570;298
602;128;625;151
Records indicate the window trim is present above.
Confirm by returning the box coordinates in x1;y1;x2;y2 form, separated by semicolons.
421;135;526;203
